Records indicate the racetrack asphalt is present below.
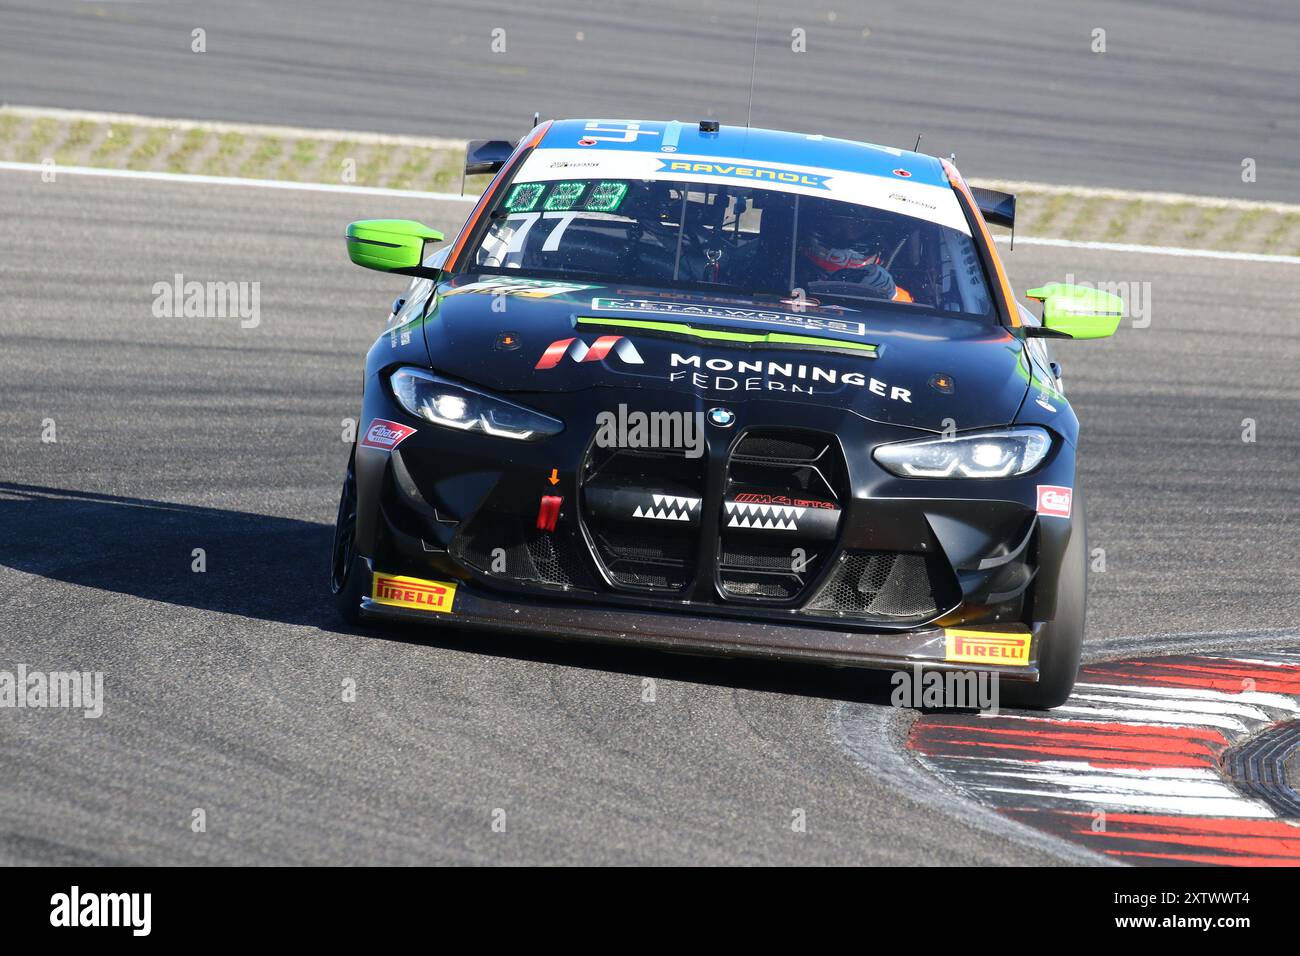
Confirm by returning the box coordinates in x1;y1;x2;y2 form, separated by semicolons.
1;0;1297;201
1;169;1297;864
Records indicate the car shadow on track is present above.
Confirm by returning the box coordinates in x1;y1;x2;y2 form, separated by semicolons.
0;481;340;629
0;482;903;705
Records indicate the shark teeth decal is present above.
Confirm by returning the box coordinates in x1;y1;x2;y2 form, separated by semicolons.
723;500;806;529
726;514;799;531
632;494;700;522
724;500;801;531
651;493;700;511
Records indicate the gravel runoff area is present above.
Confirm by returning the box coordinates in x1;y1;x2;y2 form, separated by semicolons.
3;104;1299;256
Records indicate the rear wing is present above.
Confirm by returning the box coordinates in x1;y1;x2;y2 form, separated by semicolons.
464;139;517;176
970;186;1016;228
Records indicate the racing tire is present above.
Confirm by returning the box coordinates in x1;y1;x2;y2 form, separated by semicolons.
330;448;368;625
1004;489;1087;710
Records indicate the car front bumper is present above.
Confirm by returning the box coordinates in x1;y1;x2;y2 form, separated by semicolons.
358;556;1045;682
349;378;1078;681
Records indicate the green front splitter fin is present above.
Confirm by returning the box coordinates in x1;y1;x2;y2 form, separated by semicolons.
575;317;879;356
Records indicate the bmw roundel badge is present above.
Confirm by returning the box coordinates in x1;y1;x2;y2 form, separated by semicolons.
708;407;736;427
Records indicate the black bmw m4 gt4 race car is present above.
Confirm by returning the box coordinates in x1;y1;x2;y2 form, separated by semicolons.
330;119;1122;708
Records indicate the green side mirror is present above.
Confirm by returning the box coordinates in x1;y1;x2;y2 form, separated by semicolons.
345;219;445;276
1024;282;1123;339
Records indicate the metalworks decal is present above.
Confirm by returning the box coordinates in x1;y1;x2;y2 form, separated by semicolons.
589;297;868;337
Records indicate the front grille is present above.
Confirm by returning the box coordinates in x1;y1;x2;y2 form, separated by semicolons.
804;550;945;622
718;428;843;603
580;446;705;593
590;527;694;589
717;542;822;600
452;427;954;626
452;511;594;590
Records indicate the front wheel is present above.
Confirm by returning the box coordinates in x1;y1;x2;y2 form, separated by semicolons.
1004;490;1087;709
330;449;368;625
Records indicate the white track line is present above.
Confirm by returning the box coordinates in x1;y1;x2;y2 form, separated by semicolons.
2;161;1296;263
0;161;477;203
0;104;468;150
975;177;1300;214
1066;692;1275;722
960;760;1277;817
995;234;1300;264
1075;682;1300;714
1047;704;1249;732
9;105;1300;215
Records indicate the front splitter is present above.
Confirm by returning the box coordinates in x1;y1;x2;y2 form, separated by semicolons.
358;583;1042;683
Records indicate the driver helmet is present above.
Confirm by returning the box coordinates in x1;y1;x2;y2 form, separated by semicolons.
801;209;884;273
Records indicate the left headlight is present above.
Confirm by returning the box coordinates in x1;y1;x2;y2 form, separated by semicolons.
389;367;563;441
872;426;1052;478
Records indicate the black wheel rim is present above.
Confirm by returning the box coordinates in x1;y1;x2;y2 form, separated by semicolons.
330;458;358;594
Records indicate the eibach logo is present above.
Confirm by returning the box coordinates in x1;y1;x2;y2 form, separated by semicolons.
535;336;644;369
1036;485;1073;518
361;419;416;450
371;573;456;613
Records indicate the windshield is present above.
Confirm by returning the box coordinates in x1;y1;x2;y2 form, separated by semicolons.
469;168;994;317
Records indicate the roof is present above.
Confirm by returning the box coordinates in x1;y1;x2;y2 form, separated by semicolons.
537;119;950;189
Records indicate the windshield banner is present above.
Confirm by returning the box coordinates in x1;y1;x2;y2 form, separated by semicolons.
518;148;972;234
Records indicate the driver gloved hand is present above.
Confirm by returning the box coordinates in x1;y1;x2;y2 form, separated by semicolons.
855;263;897;300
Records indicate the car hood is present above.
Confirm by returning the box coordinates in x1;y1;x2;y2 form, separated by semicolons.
418;274;1031;432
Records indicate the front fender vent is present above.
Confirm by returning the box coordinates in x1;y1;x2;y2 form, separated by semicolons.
804;550;952;623
452;512;594;590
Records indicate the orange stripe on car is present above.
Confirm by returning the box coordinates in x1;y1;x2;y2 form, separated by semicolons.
446;121;553;269
941;158;1020;327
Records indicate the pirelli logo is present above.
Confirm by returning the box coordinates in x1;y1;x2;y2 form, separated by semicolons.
371;573;456;613
943;629;1031;667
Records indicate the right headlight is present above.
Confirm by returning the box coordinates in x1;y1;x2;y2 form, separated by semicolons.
389;367;563;441
872;426;1052;478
